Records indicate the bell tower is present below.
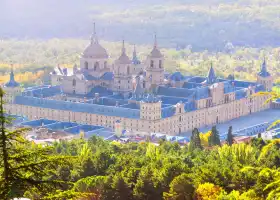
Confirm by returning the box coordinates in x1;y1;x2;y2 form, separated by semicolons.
113;40;133;93
3;65;21;104
257;58;273;91
145;35;165;90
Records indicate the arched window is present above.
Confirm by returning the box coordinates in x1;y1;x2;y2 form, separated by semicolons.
84;61;89;70
73;79;76;86
159;60;162;68
150;60;154;68
143;81;146;88
127;66;130;74
104;61;107;68
94;62;99;71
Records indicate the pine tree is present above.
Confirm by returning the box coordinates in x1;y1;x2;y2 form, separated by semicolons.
227;126;234;146
0;88;79;199
189;128;202;150
208;126;221;147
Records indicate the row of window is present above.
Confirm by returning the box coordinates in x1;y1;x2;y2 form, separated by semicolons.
150;60;163;68
84;61;107;70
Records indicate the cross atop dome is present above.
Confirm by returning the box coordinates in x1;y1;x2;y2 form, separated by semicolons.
90;22;98;44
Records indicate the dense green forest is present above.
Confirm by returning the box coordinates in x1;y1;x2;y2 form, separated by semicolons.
1;39;280;84
2;124;280;199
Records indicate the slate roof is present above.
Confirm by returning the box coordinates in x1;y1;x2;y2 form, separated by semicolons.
5;69;20;88
14;96;140;119
258;59;271;78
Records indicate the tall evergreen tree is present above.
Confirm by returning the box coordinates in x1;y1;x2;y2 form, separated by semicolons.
189;128;202;150
208;126;221;147
227;126;234;146
0;88;79;199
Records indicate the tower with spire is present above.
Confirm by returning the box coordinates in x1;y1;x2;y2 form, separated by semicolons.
132;45;141;65
145;34;165;90
257;58;273;91
206;63;217;84
207;64;224;106
113;40;133;93
3;65;21;104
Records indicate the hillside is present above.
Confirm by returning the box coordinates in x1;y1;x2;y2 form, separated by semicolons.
1;0;280;50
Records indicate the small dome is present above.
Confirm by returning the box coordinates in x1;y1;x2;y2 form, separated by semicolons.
116;54;131;64
150;47;163;58
116;40;131;64
82;42;108;59
169;72;185;82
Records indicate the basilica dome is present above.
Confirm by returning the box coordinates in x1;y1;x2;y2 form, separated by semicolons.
82;42;108;59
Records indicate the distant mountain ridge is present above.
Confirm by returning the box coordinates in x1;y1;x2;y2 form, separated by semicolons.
1;0;280;50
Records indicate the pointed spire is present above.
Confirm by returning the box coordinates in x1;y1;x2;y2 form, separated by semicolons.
261;57;267;72
5;64;19;87
154;33;157;48
90;22;98;44
133;44;137;58
206;62;217;84
10;64;15;81
258;57;271;77
132;44;141;65
150;33;163;58
121;40;126;55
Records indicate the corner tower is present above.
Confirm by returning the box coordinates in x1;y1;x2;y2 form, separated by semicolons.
145;35;165;90
257;59;273;91
140;94;161;121
3;65;21;104
113;40;133;93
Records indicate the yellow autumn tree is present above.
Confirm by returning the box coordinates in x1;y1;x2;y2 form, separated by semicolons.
196;182;223;200
200;131;211;148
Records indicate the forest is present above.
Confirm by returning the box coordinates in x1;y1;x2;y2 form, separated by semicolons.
2;0;280;86
1;39;280;87
0;86;280;199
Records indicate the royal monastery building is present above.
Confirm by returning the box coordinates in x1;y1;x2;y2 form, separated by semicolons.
3;28;274;136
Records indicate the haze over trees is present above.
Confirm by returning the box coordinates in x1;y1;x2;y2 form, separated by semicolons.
1;1;280;86
1;0;280;50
